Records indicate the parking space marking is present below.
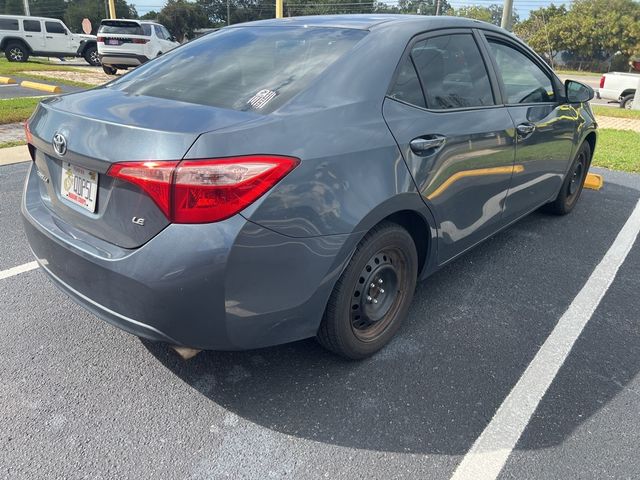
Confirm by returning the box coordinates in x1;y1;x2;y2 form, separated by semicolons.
0;261;38;280
450;198;640;480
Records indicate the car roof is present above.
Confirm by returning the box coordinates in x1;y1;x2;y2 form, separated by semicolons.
0;14;63;21
237;14;507;33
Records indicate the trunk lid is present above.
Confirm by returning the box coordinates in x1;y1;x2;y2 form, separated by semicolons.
28;89;258;249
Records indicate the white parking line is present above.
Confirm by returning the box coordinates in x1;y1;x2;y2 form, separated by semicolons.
0;261;39;280
450;198;640;480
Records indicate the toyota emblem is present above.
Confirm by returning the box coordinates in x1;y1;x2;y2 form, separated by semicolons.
52;133;67;156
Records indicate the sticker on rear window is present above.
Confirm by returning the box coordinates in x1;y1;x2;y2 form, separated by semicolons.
247;89;277;110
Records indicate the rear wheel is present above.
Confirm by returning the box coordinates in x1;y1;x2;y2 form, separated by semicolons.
102;65;117;75
5;42;28;62
317;221;418;359
542;141;591;215
83;45;100;66
621;94;634;109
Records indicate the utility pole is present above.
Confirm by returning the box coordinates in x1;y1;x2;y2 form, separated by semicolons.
227;0;230;25
108;0;116;18
501;0;513;30
23;0;30;16
276;0;283;18
104;0;109;18
435;0;441;16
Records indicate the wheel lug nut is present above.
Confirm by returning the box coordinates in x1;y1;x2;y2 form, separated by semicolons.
378;279;383;284
370;283;376;288
366;296;372;302
379;288;384;294
373;299;378;304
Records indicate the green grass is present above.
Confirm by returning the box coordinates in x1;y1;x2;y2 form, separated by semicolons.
0;139;26;149
556;69;603;77
592;105;640;120
592;128;640;173
0;58;87;76
0;97;42;124
19;73;94;89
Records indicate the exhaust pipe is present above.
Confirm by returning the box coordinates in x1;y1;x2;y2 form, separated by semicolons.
172;346;202;360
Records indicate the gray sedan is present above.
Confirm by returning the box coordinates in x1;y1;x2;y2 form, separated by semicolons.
22;15;596;359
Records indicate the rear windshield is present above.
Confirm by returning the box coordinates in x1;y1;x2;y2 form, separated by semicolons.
98;21;144;35
108;26;367;114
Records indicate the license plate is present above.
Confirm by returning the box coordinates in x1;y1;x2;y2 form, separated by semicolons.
61;162;98;212
107;39;119;45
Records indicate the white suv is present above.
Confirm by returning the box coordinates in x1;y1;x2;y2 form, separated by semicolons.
0;15;99;65
97;19;180;75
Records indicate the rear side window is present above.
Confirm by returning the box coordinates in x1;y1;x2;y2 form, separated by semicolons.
23;20;41;32
154;25;165;39
411;34;494;110
45;21;66;34
0;18;19;31
98;21;144;36
487;40;555;104
142;24;152;36
388;58;426;108
110;27;367;114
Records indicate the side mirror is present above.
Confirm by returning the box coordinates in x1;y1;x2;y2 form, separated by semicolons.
565;79;594;103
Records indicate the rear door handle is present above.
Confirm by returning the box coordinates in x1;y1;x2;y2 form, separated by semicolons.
25;34;33;37
410;135;446;155
46;36;53;39
516;123;536;137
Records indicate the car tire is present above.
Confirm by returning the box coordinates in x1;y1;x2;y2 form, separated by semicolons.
5;42;29;62
102;65;117;75
621;94;634;109
542;141;592;216
84;45;101;66
317;221;418;359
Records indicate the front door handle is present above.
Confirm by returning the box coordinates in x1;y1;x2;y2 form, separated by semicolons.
516;123;536;137
46;36;53;39
410;135;446;154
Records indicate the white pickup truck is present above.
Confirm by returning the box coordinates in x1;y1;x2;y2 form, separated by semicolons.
598;71;639;109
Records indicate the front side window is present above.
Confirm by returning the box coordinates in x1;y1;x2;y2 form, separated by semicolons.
411;34;494;110
45;21;66;34
109;27;367;114
161;26;172;40
0;18;19;31
23;20;41;32
488;40;555;104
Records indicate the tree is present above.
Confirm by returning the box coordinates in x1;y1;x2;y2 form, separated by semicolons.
140;10;159;20
514;5;567;68
158;0;209;41
2;0;24;15
29;0;67;21
454;4;518;27
64;0;138;33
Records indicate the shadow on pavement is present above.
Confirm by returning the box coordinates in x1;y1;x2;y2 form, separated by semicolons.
144;181;640;455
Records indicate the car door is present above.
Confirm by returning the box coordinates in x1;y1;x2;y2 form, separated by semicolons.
22;19;45;52
383;30;516;264
480;33;578;223
44;20;73;54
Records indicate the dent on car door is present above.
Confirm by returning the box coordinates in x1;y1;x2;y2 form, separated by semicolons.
383;31;517;264
483;35;578;222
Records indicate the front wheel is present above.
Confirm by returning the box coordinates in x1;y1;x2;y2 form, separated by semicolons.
317;221;418;359
84;45;101;66
102;65;117;75
542;141;591;215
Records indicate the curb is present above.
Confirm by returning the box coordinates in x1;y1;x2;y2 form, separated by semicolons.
0;76;17;85
0;145;30;166
20;80;62;94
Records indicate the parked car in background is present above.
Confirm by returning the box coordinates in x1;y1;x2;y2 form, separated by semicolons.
0;14;99;65
97;19;180;75
598;71;639;108
23;15;597;359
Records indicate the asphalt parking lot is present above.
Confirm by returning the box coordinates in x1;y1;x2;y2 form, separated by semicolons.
1;161;639;479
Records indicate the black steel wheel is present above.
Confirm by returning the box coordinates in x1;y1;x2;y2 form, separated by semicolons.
543;141;591;215
317;221;418;359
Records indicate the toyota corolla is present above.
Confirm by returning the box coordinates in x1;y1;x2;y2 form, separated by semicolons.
22;15;597;359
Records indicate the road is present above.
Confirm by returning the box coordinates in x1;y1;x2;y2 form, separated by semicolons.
1;161;639;479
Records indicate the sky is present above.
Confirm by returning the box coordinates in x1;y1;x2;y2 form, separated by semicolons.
130;0;572;20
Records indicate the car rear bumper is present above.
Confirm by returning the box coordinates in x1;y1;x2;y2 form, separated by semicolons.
99;53;149;67
22;163;355;350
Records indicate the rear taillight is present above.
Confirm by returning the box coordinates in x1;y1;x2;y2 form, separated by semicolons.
599;75;605;89
108;156;299;224
97;36;104;42
132;38;149;44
